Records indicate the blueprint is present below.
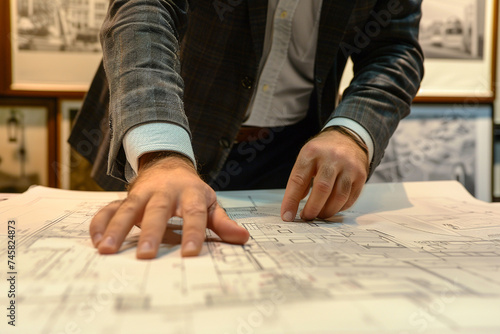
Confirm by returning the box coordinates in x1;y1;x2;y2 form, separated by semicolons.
1;181;500;333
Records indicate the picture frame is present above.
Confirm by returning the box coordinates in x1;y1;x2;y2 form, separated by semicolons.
494;126;500;201
417;0;497;100
0;97;57;192
368;103;493;202
2;0;497;100
339;0;498;102
0;0;107;94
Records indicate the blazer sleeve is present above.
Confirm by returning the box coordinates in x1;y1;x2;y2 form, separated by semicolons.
100;0;190;181
331;0;424;176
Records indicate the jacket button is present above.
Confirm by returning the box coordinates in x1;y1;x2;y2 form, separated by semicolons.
219;137;231;148
241;76;254;89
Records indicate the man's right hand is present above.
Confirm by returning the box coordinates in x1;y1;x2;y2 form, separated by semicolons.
89;152;250;259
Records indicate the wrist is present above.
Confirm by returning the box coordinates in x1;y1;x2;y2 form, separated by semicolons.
323;126;369;156
322;126;370;175
139;151;195;172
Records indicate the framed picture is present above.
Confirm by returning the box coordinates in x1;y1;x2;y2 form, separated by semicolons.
339;0;498;101
369;103;493;202
58;99;102;191
1;0;107;93
417;0;497;100
2;0;496;99
0;97;57;192
494;126;500;201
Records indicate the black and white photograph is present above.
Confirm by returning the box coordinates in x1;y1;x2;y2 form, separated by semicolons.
420;0;486;60
338;0;495;99
416;0;495;98
8;0;108;91
369;104;492;201
16;0;107;53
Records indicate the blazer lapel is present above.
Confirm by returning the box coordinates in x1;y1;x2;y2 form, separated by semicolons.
315;0;355;79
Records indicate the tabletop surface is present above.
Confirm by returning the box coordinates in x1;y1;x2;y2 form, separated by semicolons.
1;181;499;334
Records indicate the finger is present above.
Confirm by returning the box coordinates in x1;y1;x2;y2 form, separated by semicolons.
281;156;314;222
136;193;175;259
318;175;352;219
179;190;209;257
301;164;337;221
90;200;123;247
339;178;364;212
98;194;148;255
207;203;249;244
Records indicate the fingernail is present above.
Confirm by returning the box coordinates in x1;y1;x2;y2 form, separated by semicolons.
101;235;115;248
283;211;294;222
138;241;153;255
183;241;198;256
92;233;103;247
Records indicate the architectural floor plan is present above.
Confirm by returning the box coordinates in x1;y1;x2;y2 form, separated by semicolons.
1;181;499;333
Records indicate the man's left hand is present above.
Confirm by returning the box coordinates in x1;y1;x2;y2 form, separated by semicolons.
281;127;369;221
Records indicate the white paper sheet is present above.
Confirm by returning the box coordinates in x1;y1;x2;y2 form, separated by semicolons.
1;181;499;333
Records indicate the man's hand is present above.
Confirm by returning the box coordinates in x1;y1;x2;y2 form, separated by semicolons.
89;153;250;259
281;127;369;221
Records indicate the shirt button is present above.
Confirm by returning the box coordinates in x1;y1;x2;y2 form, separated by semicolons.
241;76;254;89
219;137;231;149
262;84;269;92
280;11;288;18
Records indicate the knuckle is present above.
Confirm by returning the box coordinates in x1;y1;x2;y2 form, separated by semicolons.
346;156;368;176
323;147;340;160
335;192;350;204
118;202;138;215
147;199;171;213
339;176;352;194
294;156;311;172
182;203;206;217
314;179;333;195
118;194;142;213
319;164;335;179
289;173;309;188
125;192;142;204
301;144;321;159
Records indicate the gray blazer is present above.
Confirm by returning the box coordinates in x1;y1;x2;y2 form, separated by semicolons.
69;0;424;190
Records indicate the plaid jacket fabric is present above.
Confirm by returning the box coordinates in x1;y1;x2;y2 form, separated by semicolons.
69;0;424;191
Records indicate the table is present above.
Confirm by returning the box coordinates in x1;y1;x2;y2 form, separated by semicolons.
1;181;499;333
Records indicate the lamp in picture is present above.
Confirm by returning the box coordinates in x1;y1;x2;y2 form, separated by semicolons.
7;110;20;142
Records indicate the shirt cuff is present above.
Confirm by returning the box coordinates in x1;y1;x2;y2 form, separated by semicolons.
323;118;374;163
123;123;196;182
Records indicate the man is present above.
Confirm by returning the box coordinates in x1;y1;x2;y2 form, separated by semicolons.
69;0;424;259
